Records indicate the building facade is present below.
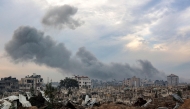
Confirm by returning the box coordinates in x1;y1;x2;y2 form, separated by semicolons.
141;78;154;87
0;76;19;93
71;75;91;88
19;73;43;92
154;80;167;87
167;74;179;86
123;76;140;87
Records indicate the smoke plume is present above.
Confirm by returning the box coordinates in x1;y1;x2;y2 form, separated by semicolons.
5;26;165;80
42;5;83;29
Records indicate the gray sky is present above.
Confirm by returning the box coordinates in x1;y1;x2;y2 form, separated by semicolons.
0;0;190;82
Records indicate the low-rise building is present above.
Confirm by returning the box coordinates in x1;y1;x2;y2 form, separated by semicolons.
71;75;91;88
0;76;19;93
19;73;43;92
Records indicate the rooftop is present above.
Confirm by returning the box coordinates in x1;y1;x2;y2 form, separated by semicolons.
24;73;41;78
73;75;89;78
167;74;178;77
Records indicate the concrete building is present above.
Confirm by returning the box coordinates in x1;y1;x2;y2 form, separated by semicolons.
71;75;91;88
19;73;43;92
154;80;167;87
141;78;154;87
167;74;179;86
0;76;19;93
123;76;140;87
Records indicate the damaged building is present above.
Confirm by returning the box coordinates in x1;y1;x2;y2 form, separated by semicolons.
71;75;92;88
0;76;19;93
19;73;43;92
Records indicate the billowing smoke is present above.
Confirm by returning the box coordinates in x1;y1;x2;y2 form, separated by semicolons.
42;5;83;29
5;26;165;80
4;26;71;68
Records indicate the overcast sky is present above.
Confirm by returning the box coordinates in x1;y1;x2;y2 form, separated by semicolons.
0;0;190;83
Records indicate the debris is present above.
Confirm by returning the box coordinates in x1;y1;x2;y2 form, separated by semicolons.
29;93;45;108
91;102;136;109
39;91;50;102
133;98;147;107
179;99;190;109
26;92;33;99
84;95;90;105
172;94;184;103
157;107;168;109
173;102;180;109
1;100;11;109
19;94;32;107
17;106;38;109
141;99;152;107
7;95;19;101
65;101;76;109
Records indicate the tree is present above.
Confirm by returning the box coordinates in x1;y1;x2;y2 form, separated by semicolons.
155;91;158;98
187;86;190;90
44;83;57;109
29;93;45;108
59;78;79;89
177;90;182;98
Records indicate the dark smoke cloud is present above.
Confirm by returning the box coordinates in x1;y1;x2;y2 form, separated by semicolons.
76;47;98;66
5;26;165;80
5;26;71;69
42;5;83;29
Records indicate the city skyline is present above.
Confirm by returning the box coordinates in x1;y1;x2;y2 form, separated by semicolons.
0;0;190;82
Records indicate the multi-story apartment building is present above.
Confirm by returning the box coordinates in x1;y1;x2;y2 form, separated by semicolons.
0;76;19;93
167;74;179;86
19;73;43;92
71;75;91;88
123;76;140;87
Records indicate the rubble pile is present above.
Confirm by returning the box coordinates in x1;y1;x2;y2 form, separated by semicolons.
29;93;45;108
91;102;136;109
179;99;190;109
133;98;147;107
17;106;38;109
1;85;190;109
139;97;175;109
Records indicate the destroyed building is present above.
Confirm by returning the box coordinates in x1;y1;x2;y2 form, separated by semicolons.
19;73;43;92
0;76;19;93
